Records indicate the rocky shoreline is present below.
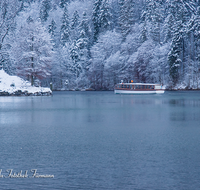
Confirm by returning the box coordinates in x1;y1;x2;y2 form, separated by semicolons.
0;90;52;96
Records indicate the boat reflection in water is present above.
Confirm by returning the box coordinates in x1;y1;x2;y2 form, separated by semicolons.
114;82;165;94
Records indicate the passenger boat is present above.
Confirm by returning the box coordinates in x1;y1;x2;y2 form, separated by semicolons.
114;83;165;94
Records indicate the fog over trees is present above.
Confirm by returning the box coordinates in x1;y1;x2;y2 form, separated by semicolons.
1;0;200;90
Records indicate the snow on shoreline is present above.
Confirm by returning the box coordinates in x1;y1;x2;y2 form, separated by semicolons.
0;69;52;96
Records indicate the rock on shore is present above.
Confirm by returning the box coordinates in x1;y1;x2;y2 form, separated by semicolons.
0;69;52;96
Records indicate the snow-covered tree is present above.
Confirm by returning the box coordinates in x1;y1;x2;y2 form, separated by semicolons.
168;21;183;86
140;21;148;43
0;0;22;71
163;14;174;43
185;6;200;88
2;0;200;90
131;39;155;83
166;0;195;86
79;11;91;47
51;44;71;89
11;13;53;86
77;12;91;72
147;43;170;84
69;40;82;87
70;10;80;41
92;0;112;42
40;0;51;22
92;0;103;42
90;31;122;89
60;6;70;46
99;0;112;33
142;0;164;44
118;0;135;38
59;0;70;8
48;19;57;38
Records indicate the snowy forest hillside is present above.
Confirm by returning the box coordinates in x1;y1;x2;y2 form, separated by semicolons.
1;0;200;90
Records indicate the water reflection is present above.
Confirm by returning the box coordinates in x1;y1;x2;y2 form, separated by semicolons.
168;96;200;121
0;91;200;189
170;111;200;121
169;99;200;107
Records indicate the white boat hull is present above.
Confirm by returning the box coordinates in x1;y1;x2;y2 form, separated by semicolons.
114;89;165;94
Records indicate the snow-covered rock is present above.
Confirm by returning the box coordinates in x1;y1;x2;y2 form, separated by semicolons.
0;69;52;96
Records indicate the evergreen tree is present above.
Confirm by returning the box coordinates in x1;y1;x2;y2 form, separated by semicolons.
92;0;111;42
0;0;22;71
167;0;195;23
92;0;103;42
118;0;135;38
76;31;90;71
48;19;57;48
163;14;174;43
39;0;51;22
110;0;120;31
168;21;183;85
71;10;80;30
144;0;163;44
77;12;91;72
48;19;56;37
59;0;69;8
70;10;80;41
186;6;200;87
99;0;112;33
60;6;70;46
79;12;91;46
167;0;195;85
70;41;82;83
188;7;200;62
140;21;147;43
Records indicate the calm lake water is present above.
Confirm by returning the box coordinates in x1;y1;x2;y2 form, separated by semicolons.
0;91;200;190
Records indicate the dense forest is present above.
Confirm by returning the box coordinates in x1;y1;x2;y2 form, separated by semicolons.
1;0;200;90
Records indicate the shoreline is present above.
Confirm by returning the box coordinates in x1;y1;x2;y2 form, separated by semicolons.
0;90;52;96
53;89;200;92
1;89;200;96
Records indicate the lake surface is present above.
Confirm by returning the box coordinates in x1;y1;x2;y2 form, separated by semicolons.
0;91;200;190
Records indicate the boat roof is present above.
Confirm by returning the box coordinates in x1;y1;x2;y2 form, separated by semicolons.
117;83;161;85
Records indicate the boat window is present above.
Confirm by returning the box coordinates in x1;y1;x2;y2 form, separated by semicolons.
138;85;140;89
152;85;154;89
